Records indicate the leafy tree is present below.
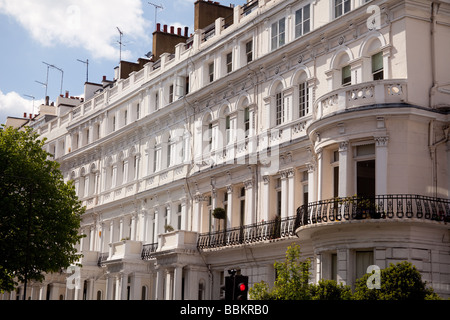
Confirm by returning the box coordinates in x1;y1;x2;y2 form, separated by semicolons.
310;279;353;300
0;126;84;295
249;244;312;300
353;261;441;300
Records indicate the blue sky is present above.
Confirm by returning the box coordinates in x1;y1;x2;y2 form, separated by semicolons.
0;0;247;125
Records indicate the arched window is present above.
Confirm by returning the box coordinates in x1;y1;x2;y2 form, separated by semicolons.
293;70;311;118
141;286;148;300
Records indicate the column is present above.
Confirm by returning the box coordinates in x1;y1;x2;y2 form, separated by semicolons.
226;185;233;228
106;274;114;300
287;169;295;217
139;207;147;242
174;265;183;300
154;209;160;244
244;179;254;224
119;273;128;300
261;176;270;222
108;220;115;257
155;266;164;300
180;199;187;231
165;269;173;300
88;279;95;300
193;195;202;233
375;136;389;195
89;227;95;251
307;161;316;203
316;148;323;201
119;217;124;241
130;214;137;241
280;171;288;220
338;141;350;198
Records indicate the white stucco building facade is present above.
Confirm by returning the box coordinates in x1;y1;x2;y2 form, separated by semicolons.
3;0;450;300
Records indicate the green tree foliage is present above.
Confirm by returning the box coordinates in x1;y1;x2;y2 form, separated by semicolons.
0;126;84;293
249;245;441;300
353;261;440;300
249;244;351;300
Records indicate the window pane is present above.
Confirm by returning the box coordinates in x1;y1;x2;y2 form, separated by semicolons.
295;9;303;38
279;18;285;47
335;0;343;17
342;65;351;85
344;0;351;13
271;23;278;50
372;52;383;72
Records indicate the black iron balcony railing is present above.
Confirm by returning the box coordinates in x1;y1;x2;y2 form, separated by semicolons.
296;194;450;228
197;215;297;250
97;252;109;267
141;242;158;260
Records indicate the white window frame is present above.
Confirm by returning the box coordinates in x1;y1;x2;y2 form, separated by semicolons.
295;3;311;39
271;17;286;51
334;0;351;19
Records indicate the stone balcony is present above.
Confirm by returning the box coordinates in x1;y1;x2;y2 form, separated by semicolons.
314;79;408;120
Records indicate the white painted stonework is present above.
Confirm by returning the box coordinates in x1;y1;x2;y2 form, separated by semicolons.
3;0;450;300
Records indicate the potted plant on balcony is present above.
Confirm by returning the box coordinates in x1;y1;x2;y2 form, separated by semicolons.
212;207;227;235
164;224;174;233
212;207;226;220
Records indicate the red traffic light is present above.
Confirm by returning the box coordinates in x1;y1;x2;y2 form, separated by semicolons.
239;283;246;291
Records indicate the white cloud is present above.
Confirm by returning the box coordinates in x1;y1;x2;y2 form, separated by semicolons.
0;0;151;61
0;90;44;125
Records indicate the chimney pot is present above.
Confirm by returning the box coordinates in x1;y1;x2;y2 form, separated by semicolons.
65;91;69;98
157;23;161;32
103;75;107;81
170;26;174;34
163;24;168;33
184;26;189;37
177;27;182;36
24;112;27;118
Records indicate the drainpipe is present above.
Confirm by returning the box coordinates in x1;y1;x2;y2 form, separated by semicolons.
429;1;440;108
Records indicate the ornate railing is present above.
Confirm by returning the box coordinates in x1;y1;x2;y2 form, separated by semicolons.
197;216;297;250
97;252;109;267
295;194;450;229
141;243;158;260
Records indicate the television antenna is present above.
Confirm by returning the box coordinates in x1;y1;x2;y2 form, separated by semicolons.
77;58;89;83
42;61;64;96
148;2;164;26
117;27;124;62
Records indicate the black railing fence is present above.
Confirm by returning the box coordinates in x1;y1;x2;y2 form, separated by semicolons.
197;216;297;250
295;194;450;228
141;243;158;260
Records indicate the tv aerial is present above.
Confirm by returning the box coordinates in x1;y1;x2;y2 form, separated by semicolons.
148;2;164;26
77;58;89;83
117;27;125;62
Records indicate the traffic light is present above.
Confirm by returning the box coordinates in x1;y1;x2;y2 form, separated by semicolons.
234;275;248;300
